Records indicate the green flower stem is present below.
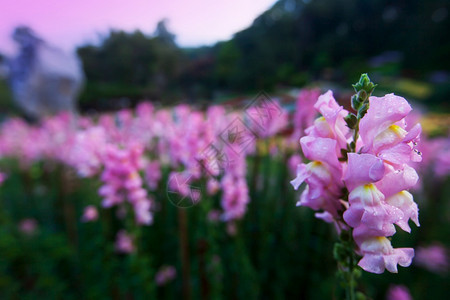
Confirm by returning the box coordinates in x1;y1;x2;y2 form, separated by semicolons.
347;247;356;300
337;74;377;299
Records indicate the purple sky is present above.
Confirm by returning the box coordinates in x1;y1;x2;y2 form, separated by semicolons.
0;0;277;55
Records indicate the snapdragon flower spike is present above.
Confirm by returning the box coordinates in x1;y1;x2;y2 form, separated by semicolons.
291;82;421;275
342;93;422;274
99;144;153;225
220;142;250;222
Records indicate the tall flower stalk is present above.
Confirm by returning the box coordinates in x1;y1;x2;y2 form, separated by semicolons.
291;74;421;299
337;74;377;300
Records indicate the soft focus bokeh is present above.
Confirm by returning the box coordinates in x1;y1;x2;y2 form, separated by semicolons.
0;0;448;299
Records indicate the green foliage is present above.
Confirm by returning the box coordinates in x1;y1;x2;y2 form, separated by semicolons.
0;154;338;299
72;1;450;111
77;28;184;106
0;80;16;117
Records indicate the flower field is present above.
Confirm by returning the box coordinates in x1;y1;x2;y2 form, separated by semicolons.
0;81;449;299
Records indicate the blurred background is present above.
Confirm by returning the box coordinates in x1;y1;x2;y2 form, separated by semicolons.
0;0;449;299
0;0;449;113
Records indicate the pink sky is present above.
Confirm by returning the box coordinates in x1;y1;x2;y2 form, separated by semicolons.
0;0;277;55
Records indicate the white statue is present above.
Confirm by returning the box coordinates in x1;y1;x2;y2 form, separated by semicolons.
8;26;84;119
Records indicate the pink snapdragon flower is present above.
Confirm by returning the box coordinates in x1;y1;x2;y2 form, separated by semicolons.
291;136;344;218
359;94;422;166
343;153;401;233
304;91;351;154
356;235;414;274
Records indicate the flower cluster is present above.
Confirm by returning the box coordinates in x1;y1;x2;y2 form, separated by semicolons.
291;76;422;274
99;144;153;225
0;97;292;230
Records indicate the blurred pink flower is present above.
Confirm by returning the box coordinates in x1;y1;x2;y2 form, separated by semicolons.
415;244;449;273
386;285;412;300
81;205;98;222
0;171;6;186
18;218;38;235
115;230;135;254
226;222;237;236
220;144;249;222
206;178;220;196
68;126;107;177
144;161;161;191
287;154;302;176
247;98;288;138
207;209;221;223
292;88;321;142
155;265;177;286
